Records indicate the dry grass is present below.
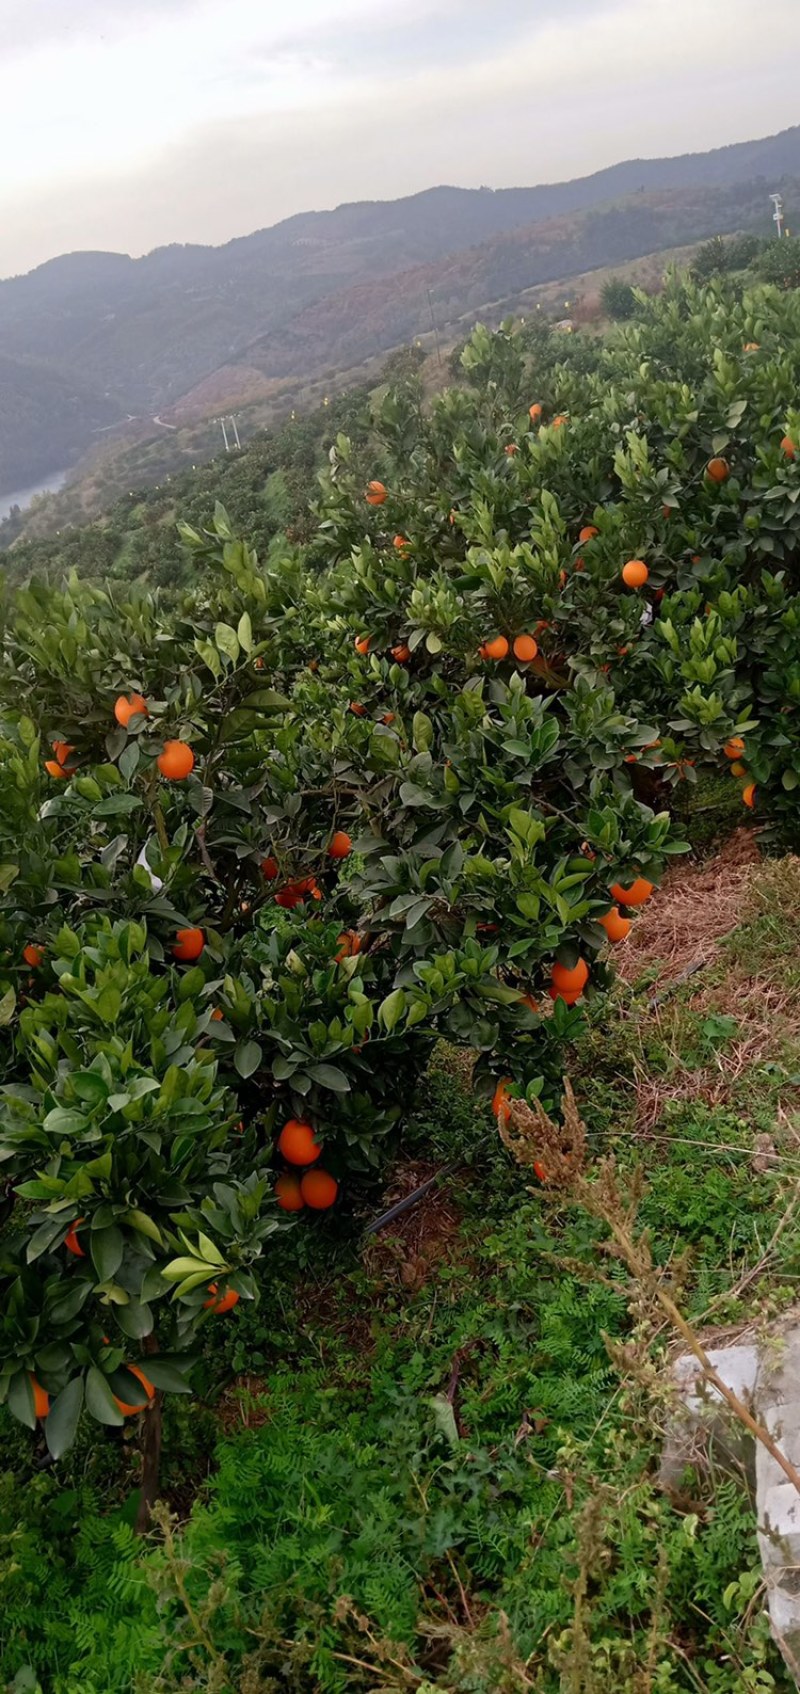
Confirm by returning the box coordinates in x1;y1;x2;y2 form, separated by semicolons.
615;829;761;989
362;1158;464;1293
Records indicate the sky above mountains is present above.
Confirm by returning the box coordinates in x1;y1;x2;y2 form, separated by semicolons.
2;0;799;276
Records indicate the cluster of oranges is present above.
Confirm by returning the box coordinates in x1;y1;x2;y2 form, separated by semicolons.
274;1119;339;1212
723;736;756;808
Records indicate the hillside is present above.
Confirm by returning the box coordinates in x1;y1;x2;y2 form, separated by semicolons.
2;125;800;489
0;352;121;490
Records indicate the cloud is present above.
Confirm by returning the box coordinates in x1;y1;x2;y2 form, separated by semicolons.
0;0;798;274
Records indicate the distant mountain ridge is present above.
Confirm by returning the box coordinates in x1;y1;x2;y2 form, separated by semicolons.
1;124;799;491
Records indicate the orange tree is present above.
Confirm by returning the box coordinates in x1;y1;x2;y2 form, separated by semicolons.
19;273;800;1491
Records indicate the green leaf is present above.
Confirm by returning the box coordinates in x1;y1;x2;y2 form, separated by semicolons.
782;769;799;791
94;987;122;1025
0;987;16;1027
0;863;19;893
412;711;434;753
114;1301;154;1340
234;1040;262;1080
142;1359;193;1394
215;622;240;665
85;1366;124;1426
126;1208;163;1245
90;1225;124;1282
306;1063;350;1093
7;1371;36;1430
119;741;140;782
378;989;406;1034
237;610;253;652
44;1376;84;1458
428;1392;459;1449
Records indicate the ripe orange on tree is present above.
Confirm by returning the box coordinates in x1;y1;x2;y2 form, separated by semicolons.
349;701;366;716
336;930;362;961
513;634;538;662
609;876;654;907
210;1007;224;1022
261;855;279;879
729;761;747;778
551;958;589;996
64;1217;86;1257
203;1284;240;1314
275;1173;305;1212
328;830;352;859
552;414;568;428
300;1170;339;1210
578;525;598;543
706;457;730;483
393;534;410;551
622;559;649;589
22;943;45;968
479;636;509;661
354;634;371;655
742;782;757;808
723;736;745;759
30;1377;49;1421
45;739;78;778
114;693;148;727
172;927;205;962
598;907;632;944
381;711;396;726
278;1118;322;1165
529;403;543;420
781;436;796;459
504;443;518;455
157;740;194;780
365;480;387;506
391;643;411;663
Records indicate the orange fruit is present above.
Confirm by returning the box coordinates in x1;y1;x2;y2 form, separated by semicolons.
22;943;45;968
706;457;729;483
261;855;279;879
275;1173;305;1212
64;1218;86;1257
300;1169;339;1210
491;1077;512;1126
45;759;70;779
547;985;581;1006
661;504;672;519
52;740;77;770
513;634;538;662
114;693;148;727
30;1376;49;1421
328;831;352;859
381;712;396;726
742;782;756;809
479;636;509;661
622;559;648;589
335;930;362;961
723;737;745;759
529;403;543;420
729;761;746;778
552;414;568;428
172;927;205;962
203;1284;240;1314
574;557;585;572
113;1363;156;1413
210;1008;224;1022
350;702;366;716
157;740;194;780
598;907;632;944
743;342;760;352
278;1118;322;1165
354;634;371;655
366;480;387;505
578;525;598;543
609;876;654;908
781;436;796;459
551;958;589;995
393;534;410;551
391;643;411;663
504;443;518;455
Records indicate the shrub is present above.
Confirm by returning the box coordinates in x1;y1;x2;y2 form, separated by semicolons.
600;276;636;320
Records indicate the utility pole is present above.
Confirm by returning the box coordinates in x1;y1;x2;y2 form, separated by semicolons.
770;192;785;239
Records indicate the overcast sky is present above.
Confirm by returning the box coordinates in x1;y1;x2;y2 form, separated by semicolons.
1;0;798;277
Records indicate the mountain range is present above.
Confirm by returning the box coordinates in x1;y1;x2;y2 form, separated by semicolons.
2;124;799;494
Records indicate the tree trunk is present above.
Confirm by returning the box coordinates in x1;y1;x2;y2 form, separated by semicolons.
135;1334;163;1535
